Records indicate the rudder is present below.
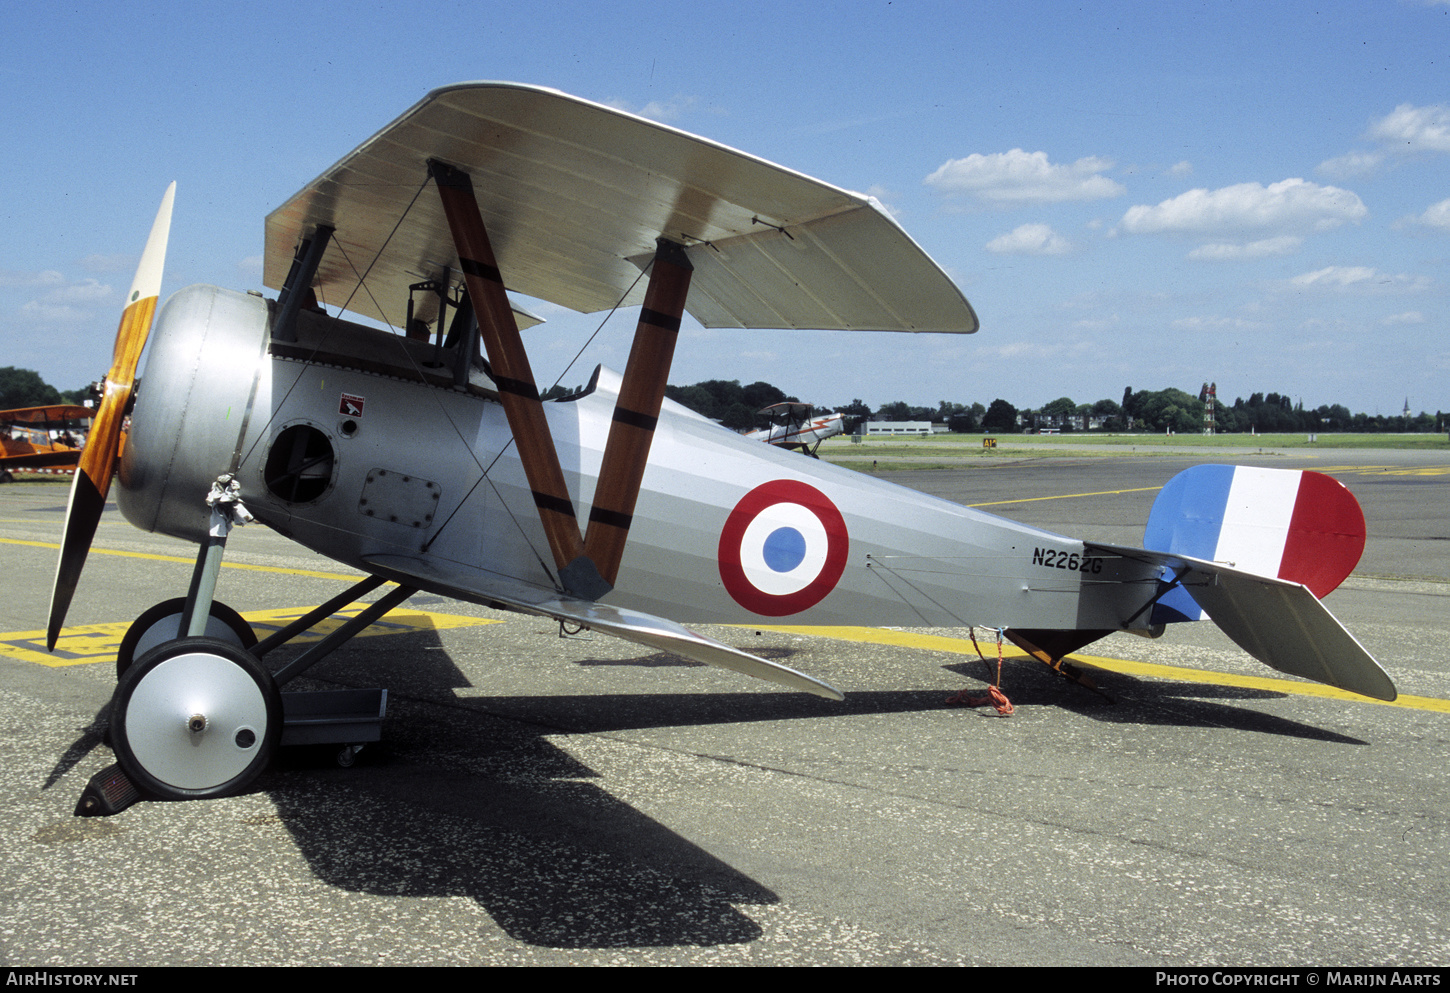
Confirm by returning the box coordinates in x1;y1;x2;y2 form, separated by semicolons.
1144;465;1366;624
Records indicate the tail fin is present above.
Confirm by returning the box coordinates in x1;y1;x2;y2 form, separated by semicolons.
1143;465;1365;624
1086;465;1393;701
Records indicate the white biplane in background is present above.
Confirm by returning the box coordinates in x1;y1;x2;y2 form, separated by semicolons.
48;83;1393;811
745;403;846;457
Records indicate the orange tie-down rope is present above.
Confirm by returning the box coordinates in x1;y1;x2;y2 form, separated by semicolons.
945;627;1015;716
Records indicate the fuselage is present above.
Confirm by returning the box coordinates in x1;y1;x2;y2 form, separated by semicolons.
119;285;1161;633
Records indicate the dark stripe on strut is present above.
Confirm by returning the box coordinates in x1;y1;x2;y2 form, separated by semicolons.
532;491;577;517
588;506;633;530
494;376;540;401
639;307;682;333
458;257;502;283
611;408;658;431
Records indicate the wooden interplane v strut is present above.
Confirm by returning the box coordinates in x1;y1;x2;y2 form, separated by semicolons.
430;160;692;599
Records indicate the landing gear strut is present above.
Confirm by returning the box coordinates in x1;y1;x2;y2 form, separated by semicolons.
95;475;406;811
116;597;257;680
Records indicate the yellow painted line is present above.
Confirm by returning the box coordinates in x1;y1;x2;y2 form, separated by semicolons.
751;624;1450;714
967;485;1162;509
959;467;1450;510
2;605;499;668
1314;465;1450;478
0;537;364;582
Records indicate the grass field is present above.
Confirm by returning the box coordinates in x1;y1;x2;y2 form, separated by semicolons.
998;432;1449;450
815;431;1450;469
4;432;1444;486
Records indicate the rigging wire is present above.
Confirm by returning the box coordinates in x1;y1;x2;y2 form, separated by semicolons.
238;176;432;470
426;255;658;561
547;259;650;394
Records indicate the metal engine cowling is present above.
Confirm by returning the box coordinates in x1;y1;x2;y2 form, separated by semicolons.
118;285;272;543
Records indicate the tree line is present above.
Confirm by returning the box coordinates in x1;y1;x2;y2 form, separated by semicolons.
664;377;1447;435
0;367;92;410
4;366;1441;436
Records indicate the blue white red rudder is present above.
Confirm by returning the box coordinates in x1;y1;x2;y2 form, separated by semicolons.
1143;466;1366;624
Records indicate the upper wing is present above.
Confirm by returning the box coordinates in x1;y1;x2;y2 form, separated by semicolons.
0;405;94;425
265;82;976;335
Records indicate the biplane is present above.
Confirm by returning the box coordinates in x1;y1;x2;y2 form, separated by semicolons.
0;404;90;481
745;402;846;457
47;83;1394;807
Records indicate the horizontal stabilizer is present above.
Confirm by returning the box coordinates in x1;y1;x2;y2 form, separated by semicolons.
364;554;843;700
1089;542;1395;702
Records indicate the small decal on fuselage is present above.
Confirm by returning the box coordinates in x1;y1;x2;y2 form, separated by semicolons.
718;480;849;616
339;393;365;417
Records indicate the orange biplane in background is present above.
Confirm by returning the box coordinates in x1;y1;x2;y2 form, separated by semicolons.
0;405;92;482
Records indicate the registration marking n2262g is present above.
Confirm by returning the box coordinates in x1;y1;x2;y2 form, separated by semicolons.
1032;547;1103;574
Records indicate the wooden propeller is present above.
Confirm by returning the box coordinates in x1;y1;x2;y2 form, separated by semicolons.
47;183;175;650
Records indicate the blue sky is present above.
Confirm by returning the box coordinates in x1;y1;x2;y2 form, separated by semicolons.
3;0;1447;417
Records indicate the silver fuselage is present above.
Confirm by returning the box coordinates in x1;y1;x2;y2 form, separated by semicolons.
119;285;1160;633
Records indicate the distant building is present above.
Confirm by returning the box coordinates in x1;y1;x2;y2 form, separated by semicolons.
859;421;933;437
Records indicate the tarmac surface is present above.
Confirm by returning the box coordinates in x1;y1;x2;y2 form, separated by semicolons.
1;446;1448;966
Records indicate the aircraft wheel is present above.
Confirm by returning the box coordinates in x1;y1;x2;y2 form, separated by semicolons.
110;638;281;801
116;598;257;680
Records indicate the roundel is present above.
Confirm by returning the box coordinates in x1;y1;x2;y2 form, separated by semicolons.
718;480;849;616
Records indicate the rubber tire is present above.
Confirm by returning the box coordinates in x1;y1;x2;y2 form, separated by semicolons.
116;598;257;681
110;637;281;801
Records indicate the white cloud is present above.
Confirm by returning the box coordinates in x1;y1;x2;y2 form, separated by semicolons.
0;268;64;288
20;299;91;324
1382;311;1426;325
985;223;1071;255
1187;236;1302;260
42;278;111;304
1316;151;1385;180
1291;266;1378;287
976;340;1089;361
1171;315;1269;331
1289;266;1430;291
865;185;901;218
1416;198;1450;230
1318;103;1450;178
1368;103;1450;153
1167;160;1193;177
924;149;1125;204
604;94;697;123
1120;179;1366;235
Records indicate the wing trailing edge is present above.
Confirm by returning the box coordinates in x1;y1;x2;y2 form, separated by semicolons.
363;554;844;701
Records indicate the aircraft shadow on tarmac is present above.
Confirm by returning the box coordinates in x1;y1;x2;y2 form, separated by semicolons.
40;625;789;949
40;620;1361;949
941;660;1367;744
